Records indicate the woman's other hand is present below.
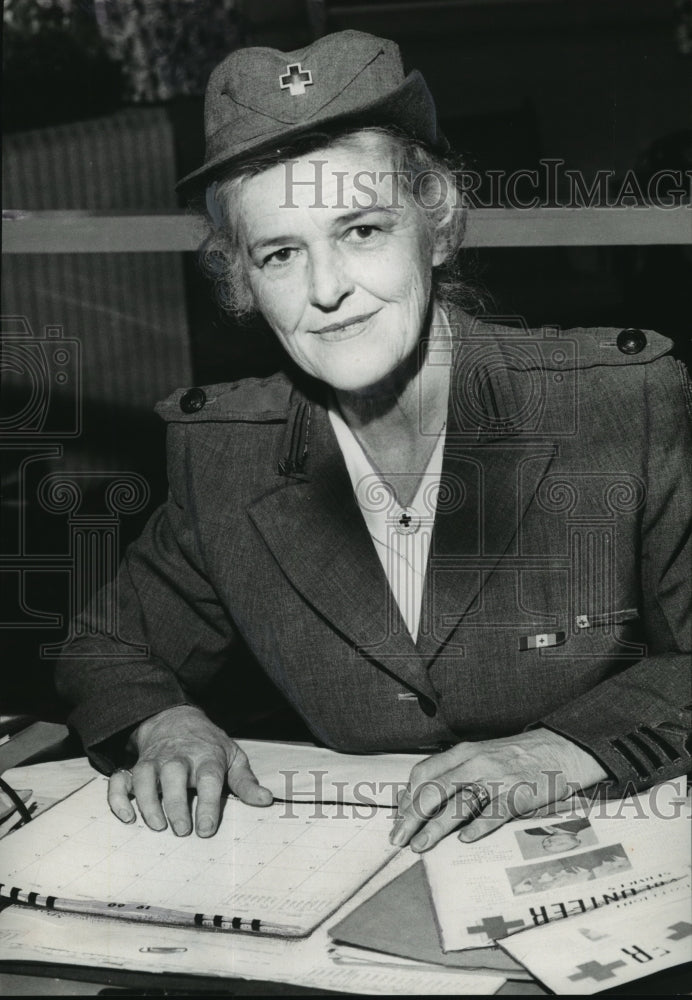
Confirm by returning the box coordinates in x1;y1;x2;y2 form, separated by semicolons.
391;728;607;851
106;705;272;837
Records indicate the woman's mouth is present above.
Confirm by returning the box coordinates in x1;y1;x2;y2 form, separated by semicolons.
311;310;380;342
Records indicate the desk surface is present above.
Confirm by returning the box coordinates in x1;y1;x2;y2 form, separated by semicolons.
0;966;344;996
2;961;690;996
1;745;690;997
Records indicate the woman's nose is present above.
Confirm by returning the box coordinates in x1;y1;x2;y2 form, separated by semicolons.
307;246;354;310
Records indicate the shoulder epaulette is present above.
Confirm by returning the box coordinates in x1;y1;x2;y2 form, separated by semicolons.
155;373;293;423
457;314;673;371
546;326;674;370
445;307;674;371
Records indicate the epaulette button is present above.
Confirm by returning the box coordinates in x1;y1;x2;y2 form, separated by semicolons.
616;328;647;355
180;387;207;413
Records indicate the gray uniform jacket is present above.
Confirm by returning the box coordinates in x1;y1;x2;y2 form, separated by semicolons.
56;310;692;792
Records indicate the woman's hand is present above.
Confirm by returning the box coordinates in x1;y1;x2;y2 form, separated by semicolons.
390;728;607;851
107;705;272;837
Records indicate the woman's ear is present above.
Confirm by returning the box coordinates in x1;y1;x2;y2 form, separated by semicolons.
205;182;225;229
432;203;466;267
432;224;449;267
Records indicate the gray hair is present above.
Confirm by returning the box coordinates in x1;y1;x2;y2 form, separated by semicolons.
199;125;480;320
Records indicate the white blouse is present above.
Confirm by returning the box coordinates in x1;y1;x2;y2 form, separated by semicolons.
328;405;447;643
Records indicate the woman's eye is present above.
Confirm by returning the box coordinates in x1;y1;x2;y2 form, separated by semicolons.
343;224;385;247
263;247;295;266
349;225;377;240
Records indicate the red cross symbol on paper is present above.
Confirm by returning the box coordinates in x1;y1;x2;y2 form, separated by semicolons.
279;63;313;96
467;915;526;940
667;921;692;940
568;959;627;982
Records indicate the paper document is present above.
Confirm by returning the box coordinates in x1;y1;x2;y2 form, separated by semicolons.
1;741;423;825
1;741;434;936
234;739;423;806
329;859;528;975
500;874;692;993
423;780;690;951
1;772;399;937
0;757;94;839
0;897;506;995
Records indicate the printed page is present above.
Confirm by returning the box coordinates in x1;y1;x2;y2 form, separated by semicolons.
423;780;690;951
500;874;692;993
0;806;506;993
1;740;423;827
234;739;423;806
0;901;506;995
0;758;95;838
1;774;399;937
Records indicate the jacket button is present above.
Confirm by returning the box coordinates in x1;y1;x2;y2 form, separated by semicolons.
616;328;647;355
418;695;437;717
180;387;206;413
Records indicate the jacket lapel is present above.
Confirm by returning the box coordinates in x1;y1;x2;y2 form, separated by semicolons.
416;316;558;665
247;398;438;700
415;435;557;666
248;314;557;697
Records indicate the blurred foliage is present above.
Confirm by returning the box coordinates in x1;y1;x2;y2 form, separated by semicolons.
3;0;241;131
99;0;239;103
676;0;692;55
3;0;124;131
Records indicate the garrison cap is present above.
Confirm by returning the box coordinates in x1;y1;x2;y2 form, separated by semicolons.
177;29;445;195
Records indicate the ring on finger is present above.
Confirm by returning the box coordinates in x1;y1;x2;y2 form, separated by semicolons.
460;781;491;815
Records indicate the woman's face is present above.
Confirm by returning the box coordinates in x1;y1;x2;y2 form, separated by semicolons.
236;135;445;393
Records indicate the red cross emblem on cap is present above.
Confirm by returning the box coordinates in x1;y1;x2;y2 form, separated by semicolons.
279;62;313;96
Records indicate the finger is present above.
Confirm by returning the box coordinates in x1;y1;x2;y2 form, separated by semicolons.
408;786;486;852
107;769;136;824
159;758;194;836
405;744;476;791
459;774;547;841
132;760;167;832
396;746;475;821
404;782;499;852
193;760;225;837
227;747;272;807
458;792;512;843
391;773;460;847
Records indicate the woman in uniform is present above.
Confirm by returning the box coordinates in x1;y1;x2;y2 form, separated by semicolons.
57;30;692;849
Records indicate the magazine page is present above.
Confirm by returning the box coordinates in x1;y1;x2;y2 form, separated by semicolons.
500;873;691;993
423;780;690;951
